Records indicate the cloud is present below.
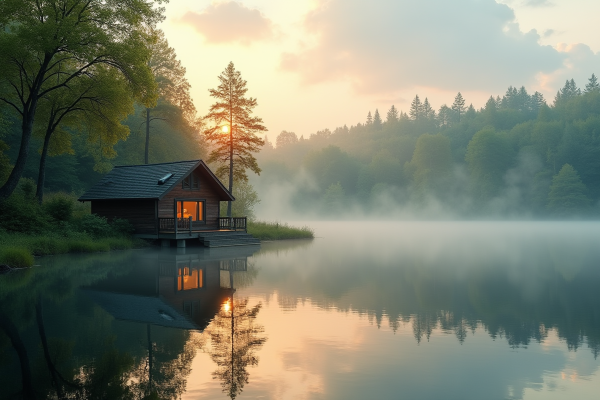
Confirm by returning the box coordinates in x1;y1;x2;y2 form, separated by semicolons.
523;0;554;7
280;0;565;96
180;1;274;45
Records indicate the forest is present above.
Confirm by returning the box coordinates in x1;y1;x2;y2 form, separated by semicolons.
254;76;600;218
3;76;600;219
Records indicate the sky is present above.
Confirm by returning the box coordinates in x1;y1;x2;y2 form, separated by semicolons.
159;0;600;139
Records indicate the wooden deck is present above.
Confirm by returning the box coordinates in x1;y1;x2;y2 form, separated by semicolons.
135;217;259;248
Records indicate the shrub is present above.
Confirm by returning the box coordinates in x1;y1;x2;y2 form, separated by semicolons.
68;240;110;253
44;193;75;222
0;247;34;268
27;236;70;255
76;214;113;238
110;218;135;236
0;192;50;233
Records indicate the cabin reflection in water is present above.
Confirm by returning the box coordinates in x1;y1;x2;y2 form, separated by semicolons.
84;246;259;331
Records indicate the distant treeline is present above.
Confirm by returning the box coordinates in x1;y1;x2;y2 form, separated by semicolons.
256;75;600;218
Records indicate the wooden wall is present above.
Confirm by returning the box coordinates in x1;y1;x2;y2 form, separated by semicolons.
91;199;156;234
158;169;223;229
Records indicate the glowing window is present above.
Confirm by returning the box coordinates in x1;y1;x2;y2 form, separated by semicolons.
178;267;203;291
177;201;204;221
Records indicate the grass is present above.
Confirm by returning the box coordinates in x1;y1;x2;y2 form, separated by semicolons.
0;247;35;268
247;221;314;240
0;232;147;267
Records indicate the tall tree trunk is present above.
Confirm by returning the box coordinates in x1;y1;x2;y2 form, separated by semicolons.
0;55;51;200
0;114;35;200
227;122;233;218
35;126;53;204
35;299;64;399
145;108;150;164
0;311;36;399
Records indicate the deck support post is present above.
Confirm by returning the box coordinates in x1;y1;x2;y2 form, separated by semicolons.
177;239;186;248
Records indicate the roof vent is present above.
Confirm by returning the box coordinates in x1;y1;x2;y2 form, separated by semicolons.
158;173;174;185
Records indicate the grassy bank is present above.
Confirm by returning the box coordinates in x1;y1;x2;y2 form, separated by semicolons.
248;221;314;240
0;185;145;268
0;233;146;268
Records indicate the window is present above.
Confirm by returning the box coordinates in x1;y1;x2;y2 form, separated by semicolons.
177;201;204;221
182;173;199;189
177;266;204;291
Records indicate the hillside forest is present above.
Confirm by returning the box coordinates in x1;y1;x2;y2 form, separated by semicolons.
254;77;600;218
2;70;600;218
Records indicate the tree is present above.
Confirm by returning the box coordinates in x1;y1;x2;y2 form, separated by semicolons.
410;134;452;195
33;65;134;203
437;104;451;126
0;0;162;200
409;95;423;121
547;164;590;216
452;92;466;122
275;131;298;148
203;62;266;218
222;180;260;220
366;111;373;125
386;105;399;124
585;74;600;93
422;98;435;120
372;109;382;130
465;127;514;201
142;29;197;164
554;79;581;105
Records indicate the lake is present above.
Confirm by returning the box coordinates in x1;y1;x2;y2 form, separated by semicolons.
1;221;600;399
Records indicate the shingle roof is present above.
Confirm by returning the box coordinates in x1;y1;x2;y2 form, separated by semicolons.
79;160;234;201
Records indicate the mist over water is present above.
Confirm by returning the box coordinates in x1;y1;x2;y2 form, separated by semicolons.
2;221;600;399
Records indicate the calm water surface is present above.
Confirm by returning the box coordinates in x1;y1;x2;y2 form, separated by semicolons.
1;221;600;399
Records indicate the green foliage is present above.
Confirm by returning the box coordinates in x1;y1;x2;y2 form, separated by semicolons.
223;180;260;220
411;134;453;195
247;221;314;240
0;180;51;233
304;145;360;194
465;128;515;201
76;214;114;239
547;164;591;216
0;247;34;268
0;0;164;199
43;192;75;222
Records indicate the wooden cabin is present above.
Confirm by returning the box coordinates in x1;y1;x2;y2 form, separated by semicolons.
79;160;259;247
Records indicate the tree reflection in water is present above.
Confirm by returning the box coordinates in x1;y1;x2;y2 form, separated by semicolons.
205;264;266;399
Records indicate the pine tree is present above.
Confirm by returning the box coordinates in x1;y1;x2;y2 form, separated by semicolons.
386;105;399;123
422;98;434;120
555;79;581;105
585;73;600;93
203;62;266;217
452;92;466;122
409;95;423;121
437;105;451;126
366;111;373;125
531;92;545;114
373;109;382;129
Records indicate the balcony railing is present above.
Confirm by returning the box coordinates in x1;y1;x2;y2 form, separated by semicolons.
158;217;192;234
218;217;247;232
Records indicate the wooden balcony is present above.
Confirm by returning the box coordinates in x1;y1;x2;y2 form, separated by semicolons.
218;217;247;232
